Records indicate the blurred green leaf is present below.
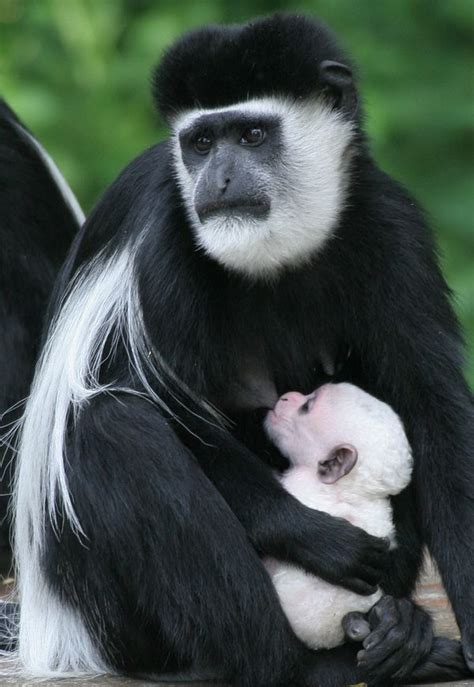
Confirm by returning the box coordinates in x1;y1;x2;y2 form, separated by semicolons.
1;0;473;385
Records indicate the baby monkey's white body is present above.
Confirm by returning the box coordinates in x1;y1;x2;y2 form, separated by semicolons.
266;468;388;649
264;383;412;650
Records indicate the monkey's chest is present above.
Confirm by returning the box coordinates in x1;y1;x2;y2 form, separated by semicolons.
220;336;341;414
216;332;345;470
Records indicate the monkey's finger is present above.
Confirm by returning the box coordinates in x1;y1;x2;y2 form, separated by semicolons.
362;596;402;651
365;640;425;681
341;577;378;596
364;602;431;681
343;612;371;642
356;563;383;586
366;595;402;634
365;542;390;569
358;599;413;674
390;610;433;682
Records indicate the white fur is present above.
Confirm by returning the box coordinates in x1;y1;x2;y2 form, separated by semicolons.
17;124;85;226
5;230;223;679
172;97;354;279
11;247;136;678
265;383;413;650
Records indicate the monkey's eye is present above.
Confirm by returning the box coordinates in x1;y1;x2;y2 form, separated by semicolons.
194;135;213;154
299;400;310;414
240;127;265;146
298;396;316;415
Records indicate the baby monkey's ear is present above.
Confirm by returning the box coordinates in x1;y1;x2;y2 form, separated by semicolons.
318;444;358;484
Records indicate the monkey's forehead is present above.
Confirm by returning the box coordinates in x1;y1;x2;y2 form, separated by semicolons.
170;97;303;133
153;13;353;122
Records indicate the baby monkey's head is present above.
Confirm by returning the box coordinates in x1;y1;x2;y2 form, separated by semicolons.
265;383;412;497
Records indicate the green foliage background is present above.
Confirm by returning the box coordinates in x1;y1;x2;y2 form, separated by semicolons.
1;0;473;385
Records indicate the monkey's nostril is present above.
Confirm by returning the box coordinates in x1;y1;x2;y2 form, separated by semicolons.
219;178;230;193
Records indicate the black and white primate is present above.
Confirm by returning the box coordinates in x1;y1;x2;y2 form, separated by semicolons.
0;101;81;561
7;14;474;686
264;383;471;681
264;382;414;651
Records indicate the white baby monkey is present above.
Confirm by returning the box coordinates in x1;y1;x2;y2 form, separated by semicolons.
264;382;413;650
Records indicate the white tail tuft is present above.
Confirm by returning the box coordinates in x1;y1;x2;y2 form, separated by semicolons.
3;225;225;677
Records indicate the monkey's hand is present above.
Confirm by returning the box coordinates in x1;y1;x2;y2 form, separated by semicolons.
356;596;433;682
254;501;389;595
344;612;473;682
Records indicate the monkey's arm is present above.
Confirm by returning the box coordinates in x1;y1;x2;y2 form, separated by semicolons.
394;342;474;670
172;414;388;597
339;310;473;679
348;207;474;675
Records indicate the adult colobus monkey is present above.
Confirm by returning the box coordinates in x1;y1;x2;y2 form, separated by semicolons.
7;14;474;686
0;101;81;562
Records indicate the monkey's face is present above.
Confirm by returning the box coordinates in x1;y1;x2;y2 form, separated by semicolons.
265;383;413;491
265;384;355;482
172;97;355;280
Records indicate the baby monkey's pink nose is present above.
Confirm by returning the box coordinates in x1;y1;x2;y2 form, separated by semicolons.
271;392;307;421
278;391;307;406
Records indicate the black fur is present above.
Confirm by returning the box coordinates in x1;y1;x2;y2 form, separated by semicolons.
153;13;355;120
15;14;474;686
0;100;78;556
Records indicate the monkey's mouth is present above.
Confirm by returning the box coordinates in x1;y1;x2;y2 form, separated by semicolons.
197;199;271;222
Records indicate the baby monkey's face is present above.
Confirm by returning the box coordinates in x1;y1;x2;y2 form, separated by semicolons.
265;383;359;484
265;382;412;492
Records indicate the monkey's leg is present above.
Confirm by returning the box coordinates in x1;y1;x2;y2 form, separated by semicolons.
44;393;314;687
50;393;386;687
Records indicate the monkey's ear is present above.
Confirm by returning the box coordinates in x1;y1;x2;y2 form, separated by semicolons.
320;60;358;115
318;444;358;484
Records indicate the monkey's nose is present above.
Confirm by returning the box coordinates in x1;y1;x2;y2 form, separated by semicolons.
216;166;232;192
279;391;305;406
219;179;231;194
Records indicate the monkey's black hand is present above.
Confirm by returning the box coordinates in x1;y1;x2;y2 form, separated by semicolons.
311;515;390;595
256;503;390;595
356;596;433;682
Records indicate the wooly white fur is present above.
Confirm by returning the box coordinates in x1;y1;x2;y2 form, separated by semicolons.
172;97;355;279
264;383;413;650
5;221;227;679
